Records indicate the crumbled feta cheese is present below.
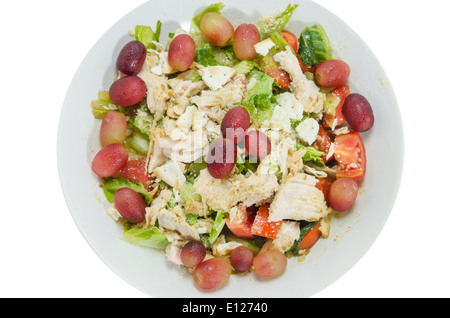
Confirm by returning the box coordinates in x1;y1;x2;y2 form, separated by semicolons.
153;160;186;189
276;92;304;120
296;118;319;145
200;66;235;91
175;105;196;134
270;106;292;133
254;38;275;56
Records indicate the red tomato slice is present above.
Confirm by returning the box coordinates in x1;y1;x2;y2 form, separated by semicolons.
251;204;282;239
226;205;256;239
323;85;351;128
265;68;291;90
120;157;152;190
316;177;333;202
280;30;298;52
295;53;307;73
298;220;322;250
334;132;367;180
315;126;334;163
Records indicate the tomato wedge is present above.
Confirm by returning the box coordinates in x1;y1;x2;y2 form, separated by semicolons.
298;221;322;250
251;204;282;239
323;85;351;128
280;30;298;52
334;132;367;180
315;126;334;163
316;177;333;202
226;205;256;239
265;68;291;90
120;157;153;190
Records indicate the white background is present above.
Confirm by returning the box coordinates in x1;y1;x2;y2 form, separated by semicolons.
1;0;449;298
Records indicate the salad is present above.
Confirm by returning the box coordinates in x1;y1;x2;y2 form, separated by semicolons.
90;2;375;290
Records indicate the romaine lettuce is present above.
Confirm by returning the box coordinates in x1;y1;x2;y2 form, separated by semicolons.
298;24;332;66
122;225;170;250
179;182;202;203
195;43;220;66
255;3;299;39
209;210;227;246
127;132;150;156
135;21;162;50
296;144;325;167
133;105;153;136
243;69;277;124
90;91;120;119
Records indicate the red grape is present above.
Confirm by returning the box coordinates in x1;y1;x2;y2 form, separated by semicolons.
109;76;147;107
91;143;128;178
253;250;287;277
100;110;127;147
200;12;234;47
116;40;147;76
244;130;271;159
221;107;250;143
230;246;254;272
315;59;351;88
193;258;232;290
233;24;260;60
342;93;375;132
114;187;147;223
327;177;359;211
206;138;237;179
180;241;207;268
168;34;196;72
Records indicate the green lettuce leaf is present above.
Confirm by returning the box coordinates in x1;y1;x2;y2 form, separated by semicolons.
255;3;299;39
205;210;227;248
234;60;255;74
127;131;150;156
122;225;170;250
296;144;325;167
195;43;220;66
243;69;277;124
133;105;153;136
179;182;202;203
90;91;120;119
135;21;162;49
298;24;332;66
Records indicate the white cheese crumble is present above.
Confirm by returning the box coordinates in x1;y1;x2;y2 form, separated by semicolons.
153;160;186;189
254;38;275;56
199;66;235;91
276;92;304;121
296;118;320;145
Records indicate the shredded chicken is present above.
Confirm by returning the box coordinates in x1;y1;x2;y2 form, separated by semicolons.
194;163;279;212
166;73;207;118
137;56;170;121
191;74;246;123
145;189;173;227
212;235;243;257
260;221;300;253
269;172;332;222
274;47;326;114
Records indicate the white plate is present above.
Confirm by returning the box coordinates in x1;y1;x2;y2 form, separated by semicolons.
57;0;403;297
